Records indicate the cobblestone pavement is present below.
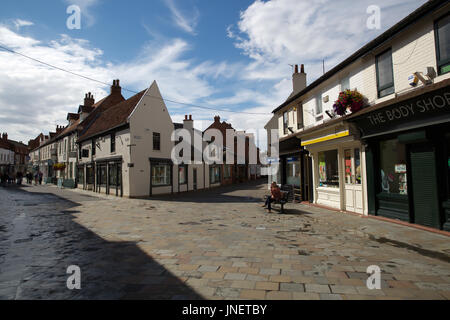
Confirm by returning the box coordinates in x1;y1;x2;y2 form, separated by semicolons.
0;180;449;300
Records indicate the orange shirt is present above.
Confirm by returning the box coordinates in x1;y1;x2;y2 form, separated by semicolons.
271;186;282;201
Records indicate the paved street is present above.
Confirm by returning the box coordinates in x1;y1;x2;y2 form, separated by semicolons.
0;180;449;300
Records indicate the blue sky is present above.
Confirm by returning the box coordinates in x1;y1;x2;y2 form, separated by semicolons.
0;0;427;149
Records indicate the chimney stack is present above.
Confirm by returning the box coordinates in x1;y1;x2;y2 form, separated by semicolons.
111;79;121;95
292;64;306;95
183;114;194;131
84;92;95;107
2;133;7;141
214;116;220;123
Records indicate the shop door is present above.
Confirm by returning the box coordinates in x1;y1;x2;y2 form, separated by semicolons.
409;144;440;229
343;148;363;213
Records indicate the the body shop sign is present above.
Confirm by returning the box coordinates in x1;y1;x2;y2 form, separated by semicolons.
353;86;450;137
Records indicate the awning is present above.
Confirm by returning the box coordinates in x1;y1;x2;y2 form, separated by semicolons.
301;130;350;146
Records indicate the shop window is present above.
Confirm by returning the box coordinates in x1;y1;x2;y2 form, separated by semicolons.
109;164;119;186
379;139;407;195
376;49;395;98
153;132;161;151
179;165;187;184
224;165;232;179
86;166;94;185
210;166;221;184
286;157;300;187
435;13;450;75
152;164;170;186
318;150;339;188
97;165;107;186
77;166;84;185
447;135;450;199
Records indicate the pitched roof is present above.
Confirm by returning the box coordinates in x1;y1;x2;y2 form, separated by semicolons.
272;0;447;114
78;90;146;142
0;139;12;150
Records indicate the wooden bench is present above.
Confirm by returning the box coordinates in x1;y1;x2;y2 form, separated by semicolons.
265;190;290;214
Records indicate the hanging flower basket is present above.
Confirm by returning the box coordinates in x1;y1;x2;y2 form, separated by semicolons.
332;89;366;116
53;163;66;171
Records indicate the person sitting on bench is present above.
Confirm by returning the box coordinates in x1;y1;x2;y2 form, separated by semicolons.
262;182;282;213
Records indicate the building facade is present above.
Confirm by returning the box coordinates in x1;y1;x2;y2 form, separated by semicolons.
267;0;450;230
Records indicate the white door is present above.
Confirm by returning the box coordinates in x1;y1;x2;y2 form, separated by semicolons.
343;148;363;213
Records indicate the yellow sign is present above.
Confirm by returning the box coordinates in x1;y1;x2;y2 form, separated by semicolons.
301;130;350;146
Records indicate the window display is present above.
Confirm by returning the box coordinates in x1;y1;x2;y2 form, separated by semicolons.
379;139;407;195
152;164;170;186
210;166;221;184
286;157;300;187
318;150;339;188
179;165;187;184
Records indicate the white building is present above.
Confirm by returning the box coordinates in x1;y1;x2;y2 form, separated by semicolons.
267;0;450;230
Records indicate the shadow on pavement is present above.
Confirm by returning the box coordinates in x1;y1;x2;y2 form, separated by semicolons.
0;186;203;300
147;179;268;204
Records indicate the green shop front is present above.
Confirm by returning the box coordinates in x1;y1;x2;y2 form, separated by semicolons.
349;80;450;231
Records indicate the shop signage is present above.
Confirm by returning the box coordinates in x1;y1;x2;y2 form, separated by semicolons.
287;157;298;162
351;86;450;137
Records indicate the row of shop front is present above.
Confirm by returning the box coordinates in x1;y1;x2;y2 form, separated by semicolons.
275;82;450;231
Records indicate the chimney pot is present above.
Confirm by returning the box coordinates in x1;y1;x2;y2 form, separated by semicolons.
189;115;192;121
301;64;305;73
294;64;298;74
185;115;188;120
111;79;121;95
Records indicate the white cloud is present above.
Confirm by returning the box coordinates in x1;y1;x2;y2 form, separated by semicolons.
164;0;199;35
0;24;221;143
230;0;428;83
13;19;34;30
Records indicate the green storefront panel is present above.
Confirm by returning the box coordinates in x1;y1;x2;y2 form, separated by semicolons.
410;145;441;229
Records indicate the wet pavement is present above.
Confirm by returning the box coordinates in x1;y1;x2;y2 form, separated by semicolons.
0;180;449;300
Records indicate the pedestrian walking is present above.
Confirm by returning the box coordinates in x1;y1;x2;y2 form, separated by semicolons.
38;171;43;185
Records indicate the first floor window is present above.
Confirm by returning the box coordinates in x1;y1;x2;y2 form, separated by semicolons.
111;133;116;153
435;13;450;75
379;139;407;195
210;166;221;184
376;49;395;98
318;150;339;188
152;164;170;186
179;165;187;184
153;132;161;151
